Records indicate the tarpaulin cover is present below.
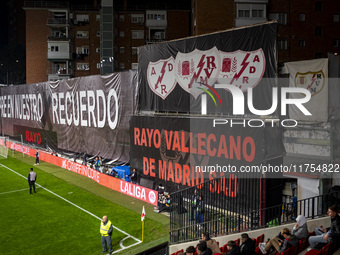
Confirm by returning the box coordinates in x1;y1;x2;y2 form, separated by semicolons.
130;115;285;191
138;22;277;114
0;71;137;162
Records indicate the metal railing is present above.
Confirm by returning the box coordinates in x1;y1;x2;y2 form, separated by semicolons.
169;179;340;244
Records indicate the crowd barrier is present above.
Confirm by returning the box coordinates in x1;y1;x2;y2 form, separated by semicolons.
6;141;158;206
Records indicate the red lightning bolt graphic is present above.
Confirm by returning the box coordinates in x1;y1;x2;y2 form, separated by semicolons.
307;73;316;91
155;61;168;90
188;55;206;89
230;53;250;84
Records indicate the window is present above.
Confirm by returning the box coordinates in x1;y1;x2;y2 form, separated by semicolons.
50;45;59;52
76;14;89;23
238;3;265;18
77;63;89;70
333;39;339;47
131;14;144;24
120;47;125;53
299;14;305;22
77;31;89;38
132;30;144;39
97;31;100;37
334;14;339;22
120;31;124;37
119;15;124;21
315;2;323;11
131;63;138;70
299;39;306;48
97;63;101;69
278;39;287;50
316;27;323;37
269;13;287;25
82;46;89;55
96;15;100;21
238;9;250;18
76;46;89;54
315;52;323;58
96;47;100;53
120;63;125;69
132;47;138;55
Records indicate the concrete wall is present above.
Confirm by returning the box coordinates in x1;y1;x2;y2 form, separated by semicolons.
169;216;331;254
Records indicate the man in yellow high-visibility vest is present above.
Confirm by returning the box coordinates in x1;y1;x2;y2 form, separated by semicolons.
100;215;113;254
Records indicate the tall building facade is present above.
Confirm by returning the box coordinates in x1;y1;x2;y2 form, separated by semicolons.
191;0;340;66
24;2;100;84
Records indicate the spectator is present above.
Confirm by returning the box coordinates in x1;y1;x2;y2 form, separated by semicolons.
35;150;40;165
191;188;199;222
185;246;196;255
154;193;171;213
196;195;204;227
308;205;340;250
95;157;101;171
82;151;87;165
227;240;241;255
129;168;138;184
292;215;309;240
240;233;256;255
197;241;212;255
202;232;222;254
259;227;298;254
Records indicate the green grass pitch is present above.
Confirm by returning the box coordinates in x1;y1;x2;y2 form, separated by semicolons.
0;151;169;255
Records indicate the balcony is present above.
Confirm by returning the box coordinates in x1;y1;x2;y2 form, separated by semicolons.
47;65;73;81
146;37;167;44
235;17;267;27
47;35;71;41
47;18;69;27
47;41;71;60
145;10;167;28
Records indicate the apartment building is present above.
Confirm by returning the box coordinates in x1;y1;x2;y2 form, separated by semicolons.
116;4;191;71
191;0;340;65
24;2;100;84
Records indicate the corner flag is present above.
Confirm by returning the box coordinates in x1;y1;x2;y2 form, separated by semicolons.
141;206;146;221
141;206;146;242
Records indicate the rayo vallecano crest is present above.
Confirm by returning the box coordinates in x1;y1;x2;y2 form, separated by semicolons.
294;70;325;97
175;47;220;99
147;57;176;100
217;49;265;92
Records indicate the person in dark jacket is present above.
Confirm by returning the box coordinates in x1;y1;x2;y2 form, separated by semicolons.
309;205;340;249
202;232;222;254
227;240;241;255
190;189;199;222
197;241;213;255
240;233;256;255
196;195;204;227
260;228;298;254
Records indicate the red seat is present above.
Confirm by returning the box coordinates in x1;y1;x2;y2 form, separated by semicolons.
234;238;240;247
298;238;306;253
321;243;331;255
221;244;229;253
255;247;262;255
174;249;184;255
256;234;265;247
214;253;223;255
281;247;291;255
290;245;298;255
305;249;322;255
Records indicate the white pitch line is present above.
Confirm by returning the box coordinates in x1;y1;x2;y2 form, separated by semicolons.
0;188;30;195
0;163;142;252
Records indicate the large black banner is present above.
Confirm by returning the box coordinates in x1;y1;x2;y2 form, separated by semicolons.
138;22;277;114
0;71;137;161
130;115;285;192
